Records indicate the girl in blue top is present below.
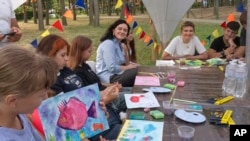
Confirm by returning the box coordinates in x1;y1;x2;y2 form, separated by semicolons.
96;19;138;87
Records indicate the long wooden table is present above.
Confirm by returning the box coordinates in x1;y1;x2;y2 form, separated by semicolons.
127;65;250;141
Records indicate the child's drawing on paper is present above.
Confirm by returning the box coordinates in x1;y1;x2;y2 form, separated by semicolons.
117;120;164;141
39;84;109;141
124;91;160;108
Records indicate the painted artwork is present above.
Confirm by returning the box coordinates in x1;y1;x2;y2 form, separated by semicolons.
117;120;164;141
134;76;160;86
38;83;109;141
124;91;160;109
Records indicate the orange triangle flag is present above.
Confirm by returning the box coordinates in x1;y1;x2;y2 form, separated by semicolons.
201;40;205;46
126;15;133;24
227;13;235;22
144;35;150;43
52;20;64;32
63;9;73;19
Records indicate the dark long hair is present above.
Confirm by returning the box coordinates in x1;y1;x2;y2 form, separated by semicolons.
100;19;131;42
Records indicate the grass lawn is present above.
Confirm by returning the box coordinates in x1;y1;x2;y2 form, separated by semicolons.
18;15;224;65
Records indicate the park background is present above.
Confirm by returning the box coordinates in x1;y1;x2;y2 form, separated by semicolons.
15;0;246;65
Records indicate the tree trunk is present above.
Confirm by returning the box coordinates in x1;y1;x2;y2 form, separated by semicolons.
32;1;37;24
93;0;99;26
37;0;44;30
107;0;112;16
23;4;28;23
71;0;77;20
89;0;94;25
60;0;67;26
44;0;50;25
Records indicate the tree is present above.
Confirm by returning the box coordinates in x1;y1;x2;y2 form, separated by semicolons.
89;0;100;26
37;0;44;30
32;0;37;24
60;0;67;26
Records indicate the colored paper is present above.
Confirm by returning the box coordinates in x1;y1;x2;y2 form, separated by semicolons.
52;20;64;32
212;29;219;38
237;3;244;13
220;21;227;29
227;13;235;22
38;84;109;140
134;76;160;86
124;91;160;109
63;9;73;19
124;7;129;17
147;39;154;46
132;21;138;30
30;38;38;48
115;0;123;9
139;31;146;39
126;14;133;23
117;120;163;141
75;0;85;8
135;27;142;35
41;29;50;37
144;35;150;43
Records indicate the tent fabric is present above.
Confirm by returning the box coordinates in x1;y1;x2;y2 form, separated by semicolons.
142;0;195;47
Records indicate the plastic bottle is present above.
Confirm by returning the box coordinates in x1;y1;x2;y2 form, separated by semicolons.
222;61;237;95
235;63;247;98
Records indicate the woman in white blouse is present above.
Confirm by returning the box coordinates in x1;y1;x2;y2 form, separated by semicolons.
161;21;208;60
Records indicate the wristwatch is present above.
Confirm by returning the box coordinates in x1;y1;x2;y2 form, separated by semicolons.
220;50;225;58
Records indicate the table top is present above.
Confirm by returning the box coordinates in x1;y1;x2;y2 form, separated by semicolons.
125;65;250;141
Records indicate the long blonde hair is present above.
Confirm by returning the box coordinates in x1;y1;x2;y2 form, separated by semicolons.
0;45;58;98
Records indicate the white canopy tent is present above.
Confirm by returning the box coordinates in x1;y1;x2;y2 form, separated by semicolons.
142;0;195;47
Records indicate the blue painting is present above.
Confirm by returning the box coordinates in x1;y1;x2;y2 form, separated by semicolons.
117;120;163;141
38;83;109;141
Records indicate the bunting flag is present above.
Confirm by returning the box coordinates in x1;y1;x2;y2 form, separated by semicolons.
153;42;158;49
41;30;50;37
227;13;235;22
220;21;227;29
115;0;123;9
139;31;146;39
132;21;138;30
30;39;38;48
206;35;211;41
237;3;244;12
10;0;26;10
212;29;219;38
158;45;162;55
201;40;205;46
75;0;85;8
147;39;154;46
144;35;151;43
135;27;142;35
52;20;64;32
124;7;129;17
63;9;73;19
126;15;133;24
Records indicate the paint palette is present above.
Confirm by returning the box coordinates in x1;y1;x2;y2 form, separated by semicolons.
174;109;206;123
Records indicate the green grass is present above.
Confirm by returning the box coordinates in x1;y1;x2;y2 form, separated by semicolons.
18;15;224;65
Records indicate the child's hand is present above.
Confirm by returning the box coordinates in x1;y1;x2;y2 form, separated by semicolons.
99;100;109;118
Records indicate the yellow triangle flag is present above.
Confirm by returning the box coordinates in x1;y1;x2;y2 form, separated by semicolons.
115;0;123;9
126;15;133;24
212;29;219;38
63;9;73;19
227;13;235;22
153;42;158;49
158;45;162;55
135;27;142;35
41;29;50;37
144;35;150;43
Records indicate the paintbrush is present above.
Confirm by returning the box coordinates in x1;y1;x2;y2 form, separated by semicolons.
169;87;176;104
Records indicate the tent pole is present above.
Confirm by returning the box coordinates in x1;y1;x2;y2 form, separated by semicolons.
246;0;250;97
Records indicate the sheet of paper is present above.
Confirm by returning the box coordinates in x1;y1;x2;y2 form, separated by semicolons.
156;60;175;66
134;76;160;86
117;120;164;141
38;84;109;140
124;91;160;108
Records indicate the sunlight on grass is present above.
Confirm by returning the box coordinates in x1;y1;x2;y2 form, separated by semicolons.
18;16;221;65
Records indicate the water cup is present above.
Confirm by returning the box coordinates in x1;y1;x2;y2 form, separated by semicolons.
167;71;176;83
162;100;175;116
177;126;195;141
179;58;186;66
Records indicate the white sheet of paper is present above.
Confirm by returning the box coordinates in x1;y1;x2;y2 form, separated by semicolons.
156;60;175;66
124;91;160;109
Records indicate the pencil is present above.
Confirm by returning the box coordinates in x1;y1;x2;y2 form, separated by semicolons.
169;87;176;104
173;98;197;104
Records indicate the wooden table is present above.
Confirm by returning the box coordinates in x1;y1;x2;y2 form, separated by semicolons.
127;65;250;141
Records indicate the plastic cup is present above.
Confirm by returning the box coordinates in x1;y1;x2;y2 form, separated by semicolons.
179;58;186;66
167;71;176;83
162;100;175;116
177;126;195;141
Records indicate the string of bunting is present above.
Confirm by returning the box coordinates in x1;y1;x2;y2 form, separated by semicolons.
115;1;156;48
203;3;245;49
